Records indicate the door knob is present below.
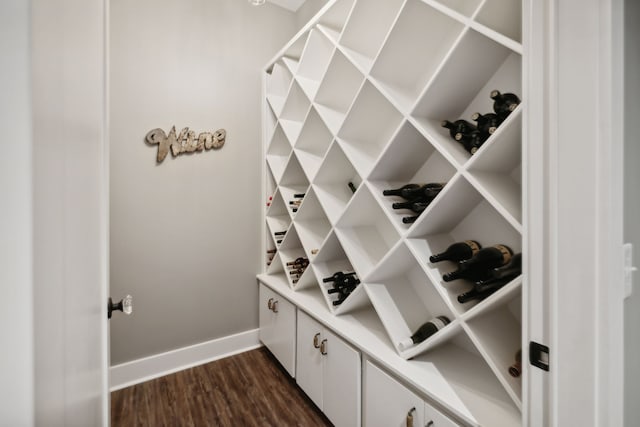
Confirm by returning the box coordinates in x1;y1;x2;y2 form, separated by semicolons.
108;295;133;319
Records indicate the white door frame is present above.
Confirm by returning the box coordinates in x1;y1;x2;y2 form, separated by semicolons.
526;0;624;425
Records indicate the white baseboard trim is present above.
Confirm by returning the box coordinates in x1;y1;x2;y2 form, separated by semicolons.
109;328;261;391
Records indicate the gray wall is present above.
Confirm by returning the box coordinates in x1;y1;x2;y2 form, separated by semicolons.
624;0;640;424
109;0;296;365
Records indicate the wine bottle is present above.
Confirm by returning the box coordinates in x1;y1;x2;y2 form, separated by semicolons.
391;200;432;213
348;181;357;193
456;286;500;303
293;193;305;198
382;183;422;198
471;112;503;136
474;253;522;292
266;249;276;254
509;350;522;378
398;316;451;350
454;130;487;154
490;90;521;119
322;271;356;283
430;240;482;263
287;257;308;267
441;119;477;140
402;215;419;224
383;183;444;201
442;244;513;282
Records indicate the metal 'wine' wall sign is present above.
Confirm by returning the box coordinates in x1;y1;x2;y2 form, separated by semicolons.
145;126;226;163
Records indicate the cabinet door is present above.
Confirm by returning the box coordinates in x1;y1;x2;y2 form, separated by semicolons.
258;284;296;377
323;328;361;427
259;284;275;349
296;310;324;410
423;401;459;427
363;361;424;427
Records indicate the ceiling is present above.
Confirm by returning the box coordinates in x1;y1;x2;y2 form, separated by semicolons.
267;0;308;12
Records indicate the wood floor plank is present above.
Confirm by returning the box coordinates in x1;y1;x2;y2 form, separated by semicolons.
111;347;333;427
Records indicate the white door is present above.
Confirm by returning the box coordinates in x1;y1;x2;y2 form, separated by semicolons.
32;0;109;425
623;1;640;425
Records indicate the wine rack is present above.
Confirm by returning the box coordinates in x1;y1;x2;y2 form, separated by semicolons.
262;0;524;425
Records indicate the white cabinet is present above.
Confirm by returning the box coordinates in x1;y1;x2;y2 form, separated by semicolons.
364;361;458;427
297;309;361;427
258;283;296;377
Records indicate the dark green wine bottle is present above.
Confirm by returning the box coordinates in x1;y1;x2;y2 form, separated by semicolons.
398;316;451;350
490;90;521;120
429;240;482;263
441;119;477;140
442;245;513;282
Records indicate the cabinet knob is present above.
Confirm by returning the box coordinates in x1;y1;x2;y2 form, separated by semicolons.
313;333;321;348
320;339;327;355
271;300;279;313
406;407;416;427
108;295;133;319
267;298;274;310
425;421;434;427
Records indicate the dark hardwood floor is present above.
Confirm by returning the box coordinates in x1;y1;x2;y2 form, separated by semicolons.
111;347;333;427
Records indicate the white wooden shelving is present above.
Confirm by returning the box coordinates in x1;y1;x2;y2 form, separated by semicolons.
261;0;524;425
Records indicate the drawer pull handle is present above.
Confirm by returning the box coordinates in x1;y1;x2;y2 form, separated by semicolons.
426;421;434;427
313;333;321;348
267;298;274;310
271;300;278;313
320;339;327;355
406;407;416;427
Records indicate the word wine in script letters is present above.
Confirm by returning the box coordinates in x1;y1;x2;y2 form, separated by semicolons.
145;126;227;163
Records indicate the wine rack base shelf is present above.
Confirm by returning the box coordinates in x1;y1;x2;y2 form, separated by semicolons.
262;0;524;426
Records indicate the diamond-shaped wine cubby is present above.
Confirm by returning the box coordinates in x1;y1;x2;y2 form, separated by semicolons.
310;231;368;314
266;124;292;183
369;0;465;114
294;107;333;182
292;187;331;260
265;164;276;205
473;0;522;44
265;102;278;143
465;107;522;227
280;81;311;146
315;0;354;44
406;176;521;316
369;120;457;232
295;28;335;101
364;241;458;358
314;49;364;136
266;60;294;117
266;249;285;278
279;153;310;219
337;0;404;73
334;186;400;278
435;0;483;17
312;142;361;225
462;283;523;408
410;331;522;426
278;226;315;291
337;81;404;178
411;27;522;167
265;190;290;247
